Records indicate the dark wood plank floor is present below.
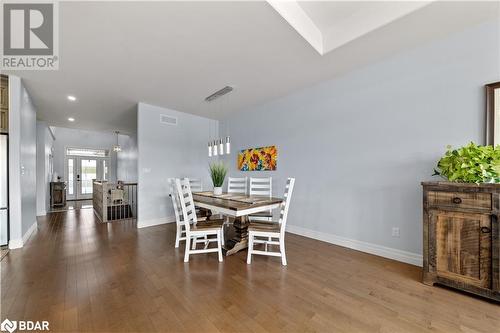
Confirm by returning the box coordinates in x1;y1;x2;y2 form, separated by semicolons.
1;208;499;332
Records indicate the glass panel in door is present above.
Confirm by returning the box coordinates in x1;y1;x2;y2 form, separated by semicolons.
67;158;75;200
79;159;97;199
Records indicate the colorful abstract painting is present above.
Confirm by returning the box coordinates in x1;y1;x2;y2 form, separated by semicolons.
238;146;277;171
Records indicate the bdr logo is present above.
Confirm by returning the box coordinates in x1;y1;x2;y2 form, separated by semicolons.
1;319;50;332
1;1;59;70
0;319;16;333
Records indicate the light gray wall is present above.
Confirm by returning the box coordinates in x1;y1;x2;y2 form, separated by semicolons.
221;20;500;258
36;121;55;215
8;76;37;248
137;102;217;227
52;126;118;183
117;133;138;182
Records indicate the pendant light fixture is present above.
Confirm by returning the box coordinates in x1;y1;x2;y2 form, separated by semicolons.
113;131;122;152
205;86;233;158
226;136;230;154
219;138;224;156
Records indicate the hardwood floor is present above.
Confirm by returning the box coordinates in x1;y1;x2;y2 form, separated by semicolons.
1;209;499;333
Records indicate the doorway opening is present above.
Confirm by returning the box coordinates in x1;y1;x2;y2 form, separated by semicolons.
64;147;110;201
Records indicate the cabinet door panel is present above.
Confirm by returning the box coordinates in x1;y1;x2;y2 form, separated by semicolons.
434;211;491;288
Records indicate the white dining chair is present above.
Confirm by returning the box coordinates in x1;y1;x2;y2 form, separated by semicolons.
175;178;224;262
169;178;212;248
247;178;295;266
188;178;203;193
248;177;273;222
228;177;248;194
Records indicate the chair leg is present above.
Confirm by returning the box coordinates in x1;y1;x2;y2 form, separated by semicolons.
217;231;223;262
280;236;287;266
175;225;181;248
247;233;253;264
192;236;197;250
184;235;191;263
221;227;225;246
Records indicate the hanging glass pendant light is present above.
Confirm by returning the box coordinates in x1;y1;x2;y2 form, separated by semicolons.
205;86;234;158
219;139;224;156
213;140;218;156
113;131;122;152
225;136;230;154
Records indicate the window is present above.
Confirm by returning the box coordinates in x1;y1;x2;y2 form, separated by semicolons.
66;147;108;157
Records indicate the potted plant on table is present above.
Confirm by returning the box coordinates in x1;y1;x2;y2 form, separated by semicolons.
209;162;227;195
433;142;500;183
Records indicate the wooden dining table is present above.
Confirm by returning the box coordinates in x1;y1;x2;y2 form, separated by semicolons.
192;192;284;255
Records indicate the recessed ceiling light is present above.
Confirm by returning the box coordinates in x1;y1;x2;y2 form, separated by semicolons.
68;117;75;122
67;95;77;101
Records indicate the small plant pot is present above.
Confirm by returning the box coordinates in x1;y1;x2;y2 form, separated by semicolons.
213;187;223;195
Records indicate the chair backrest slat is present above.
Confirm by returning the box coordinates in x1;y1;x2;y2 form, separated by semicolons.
175;178;197;232
249;177;272;197
279;178;295;235
188;178;203;192
228;177;248;194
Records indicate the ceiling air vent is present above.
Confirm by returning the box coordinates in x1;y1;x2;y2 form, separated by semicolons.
160;114;177;126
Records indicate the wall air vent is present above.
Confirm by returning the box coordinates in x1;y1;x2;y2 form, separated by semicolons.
205;86;234;102
160;114;178;125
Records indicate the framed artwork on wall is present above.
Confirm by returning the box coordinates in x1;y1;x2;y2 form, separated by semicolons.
238;146;277;171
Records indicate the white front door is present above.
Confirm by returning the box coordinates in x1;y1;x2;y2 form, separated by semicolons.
66;157;109;200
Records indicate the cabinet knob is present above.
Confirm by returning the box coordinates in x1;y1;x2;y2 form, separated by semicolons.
452;197;462;204
480;226;491;233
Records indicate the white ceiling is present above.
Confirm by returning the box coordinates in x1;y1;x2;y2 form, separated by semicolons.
4;1;499;134
271;1;432;54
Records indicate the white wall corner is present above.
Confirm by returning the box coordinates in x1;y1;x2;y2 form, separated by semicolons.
8;221;37;249
137;216;176;229
37;210;47;217
286;224;423;267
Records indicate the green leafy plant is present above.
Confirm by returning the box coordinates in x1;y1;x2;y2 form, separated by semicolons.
433;142;500;183
209;162;227;187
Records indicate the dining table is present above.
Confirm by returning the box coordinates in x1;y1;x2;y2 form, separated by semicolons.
192;192;284;255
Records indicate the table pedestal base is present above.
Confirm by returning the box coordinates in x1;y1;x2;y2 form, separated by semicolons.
223;216;249;256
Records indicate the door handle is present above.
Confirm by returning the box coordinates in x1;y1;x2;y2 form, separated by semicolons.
480;226;491;233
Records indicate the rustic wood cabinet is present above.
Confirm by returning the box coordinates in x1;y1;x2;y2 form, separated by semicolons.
50;182;66;208
422;182;499;301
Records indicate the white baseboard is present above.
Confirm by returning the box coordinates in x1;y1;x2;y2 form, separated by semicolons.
9;220;37;249
286;224;423;267
37;210;46;217
137;216;175;229
23;221;37;244
9;238;23;249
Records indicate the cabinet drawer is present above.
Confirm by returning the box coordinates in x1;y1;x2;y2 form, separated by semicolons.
428;191;491;210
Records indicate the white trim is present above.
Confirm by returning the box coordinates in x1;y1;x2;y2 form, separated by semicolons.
8;239;23;249
23;221;37;244
9;220;37;249
37;210;47;217
286;224;422;267
137;216;175;229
